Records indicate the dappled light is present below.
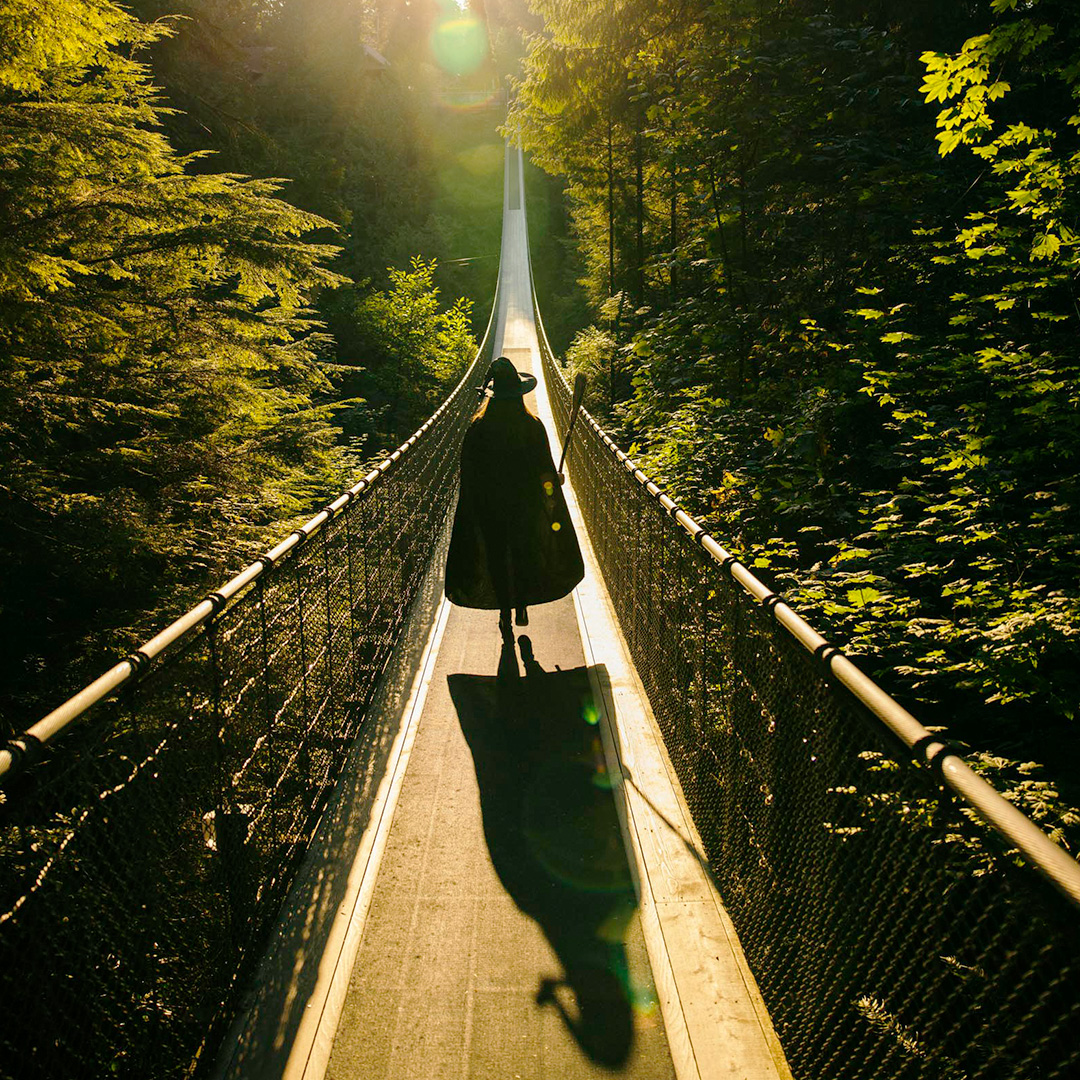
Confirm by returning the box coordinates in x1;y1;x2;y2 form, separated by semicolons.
2;2;1079;1079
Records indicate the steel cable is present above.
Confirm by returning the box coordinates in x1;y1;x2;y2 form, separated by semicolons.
534;295;1080;1080
0;286;499;1080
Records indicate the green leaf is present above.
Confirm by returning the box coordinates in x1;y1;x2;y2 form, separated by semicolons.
847;587;883;608
1031;232;1062;259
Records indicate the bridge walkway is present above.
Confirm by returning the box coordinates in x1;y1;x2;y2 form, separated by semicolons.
216;144;788;1080
325;601;668;1079
323;142;674;1080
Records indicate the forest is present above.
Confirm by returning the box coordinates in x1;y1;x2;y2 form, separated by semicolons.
0;0;554;726
2;0;1078;847
511;0;1080;846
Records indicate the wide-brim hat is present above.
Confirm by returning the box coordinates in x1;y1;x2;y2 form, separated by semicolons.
484;356;537;398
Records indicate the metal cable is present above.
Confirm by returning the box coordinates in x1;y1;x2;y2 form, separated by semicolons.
0;285;499;1080
534;297;1080;1080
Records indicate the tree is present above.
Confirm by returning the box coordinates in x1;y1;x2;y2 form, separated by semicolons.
353;255;476;432
509;0;685;307
0;0;350;722
511;0;1080;840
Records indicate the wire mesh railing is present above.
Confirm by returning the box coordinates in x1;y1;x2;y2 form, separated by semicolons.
0;289;496;1080
536;304;1080;1080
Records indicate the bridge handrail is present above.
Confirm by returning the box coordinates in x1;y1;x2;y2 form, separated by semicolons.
532;295;1080;910
0;276;500;784
0;272;500;1080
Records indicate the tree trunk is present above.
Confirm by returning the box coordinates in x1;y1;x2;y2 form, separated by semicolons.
635;116;645;305
709;168;740;317
670;162;678;296
607;109;616;299
610;290;627;409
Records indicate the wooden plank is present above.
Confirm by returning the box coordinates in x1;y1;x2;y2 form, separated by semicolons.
657;900;791;1079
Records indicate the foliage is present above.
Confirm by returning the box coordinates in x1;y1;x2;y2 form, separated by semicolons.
124;0;510;423
353;255;476;431
126;0;504;335
512;0;1080;842
0;0;356;720
565;322;617;414
0;0;501;725
830;0;1080;736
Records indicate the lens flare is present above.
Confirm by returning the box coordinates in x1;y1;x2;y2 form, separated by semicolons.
430;4;487;77
437;87;504;113
551;521;561;532
631;986;660;1018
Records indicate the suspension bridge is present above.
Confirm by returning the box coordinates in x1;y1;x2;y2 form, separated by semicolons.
1;144;1078;1080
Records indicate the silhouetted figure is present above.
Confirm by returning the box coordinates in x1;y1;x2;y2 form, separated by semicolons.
445;356;584;638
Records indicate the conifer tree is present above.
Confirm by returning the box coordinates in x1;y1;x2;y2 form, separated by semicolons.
0;0;347;719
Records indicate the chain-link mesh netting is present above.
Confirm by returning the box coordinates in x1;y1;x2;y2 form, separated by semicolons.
539;326;1080;1080
0;333;492;1079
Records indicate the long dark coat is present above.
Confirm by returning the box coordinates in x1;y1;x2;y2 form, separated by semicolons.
445;402;584;610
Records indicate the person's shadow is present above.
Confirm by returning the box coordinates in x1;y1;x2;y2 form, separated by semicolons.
448;637;637;1068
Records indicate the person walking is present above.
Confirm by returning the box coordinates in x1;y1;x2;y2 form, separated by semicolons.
445;356;584;638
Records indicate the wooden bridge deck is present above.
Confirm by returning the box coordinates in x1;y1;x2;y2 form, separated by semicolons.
325;599;672;1079
215;144;789;1080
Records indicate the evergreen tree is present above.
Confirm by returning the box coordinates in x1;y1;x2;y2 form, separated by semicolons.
0;0;348;723
353;255;476;433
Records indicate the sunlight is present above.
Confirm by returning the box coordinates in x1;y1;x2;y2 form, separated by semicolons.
430;0;487;77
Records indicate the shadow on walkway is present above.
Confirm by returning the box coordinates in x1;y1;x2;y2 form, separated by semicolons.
448;637;639;1069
